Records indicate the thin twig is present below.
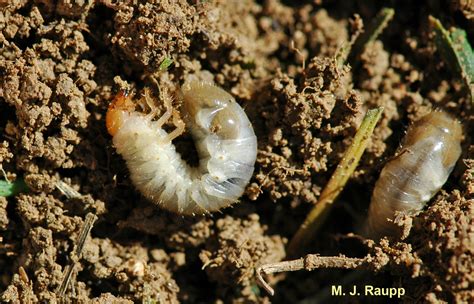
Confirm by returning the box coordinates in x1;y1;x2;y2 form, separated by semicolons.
256;254;369;296
57;213;97;297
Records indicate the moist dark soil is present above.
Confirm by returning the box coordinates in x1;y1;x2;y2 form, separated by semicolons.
0;0;472;303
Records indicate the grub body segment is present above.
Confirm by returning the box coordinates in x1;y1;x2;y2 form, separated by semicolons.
364;111;462;239
106;81;257;215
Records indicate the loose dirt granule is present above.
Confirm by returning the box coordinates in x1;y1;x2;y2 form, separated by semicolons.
200;214;285;302
82;238;180;303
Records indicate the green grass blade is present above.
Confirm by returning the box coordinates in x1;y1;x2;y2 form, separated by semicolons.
430;16;474;103
0;179;29;197
347;8;395;67
288;107;384;256
158;57;174;71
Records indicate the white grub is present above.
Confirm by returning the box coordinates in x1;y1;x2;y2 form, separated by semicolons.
106;80;257;215
363;111;462;239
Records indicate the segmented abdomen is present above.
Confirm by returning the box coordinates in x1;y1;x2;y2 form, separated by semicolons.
108;82;257;215
364;111;462;239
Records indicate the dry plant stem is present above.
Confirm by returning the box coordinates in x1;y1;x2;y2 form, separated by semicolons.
348;7;395;68
256;255;368;296
57;213;98;297
288;107;384;256
55;181;82;199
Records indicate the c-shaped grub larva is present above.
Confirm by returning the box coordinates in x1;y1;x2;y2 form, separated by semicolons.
106;80;258;215
363;111;462;239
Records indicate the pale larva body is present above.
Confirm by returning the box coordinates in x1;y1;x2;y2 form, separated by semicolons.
106;81;257;215
364;111;462;239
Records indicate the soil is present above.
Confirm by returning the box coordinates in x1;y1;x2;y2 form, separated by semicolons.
0;0;472;303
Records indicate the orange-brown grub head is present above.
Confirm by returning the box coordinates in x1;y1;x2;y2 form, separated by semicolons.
106;90;135;136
